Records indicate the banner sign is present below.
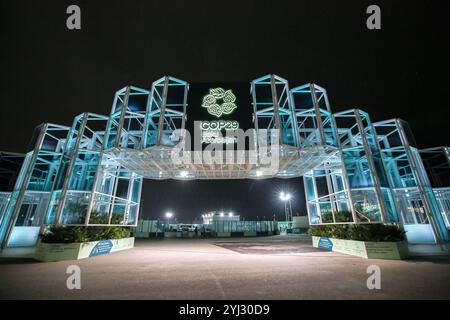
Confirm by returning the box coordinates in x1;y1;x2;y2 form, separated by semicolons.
89;240;113;257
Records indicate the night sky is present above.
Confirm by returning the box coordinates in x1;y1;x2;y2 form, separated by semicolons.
1;0;449;222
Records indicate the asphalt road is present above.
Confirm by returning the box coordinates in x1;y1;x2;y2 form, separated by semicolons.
1;236;449;299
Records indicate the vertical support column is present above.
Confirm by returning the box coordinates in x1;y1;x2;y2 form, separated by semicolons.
329;113;359;224
157;77;170;146
0;125;47;249
141;85;154;149
270;74;282;146
178;81;189;150
311;175;322;223
181;83;188;131
107;165;121;225
324;162;337;219
397;120;448;243
288;90;300;147
373;122;404;225
250;81;260;152
54;115;88;225
123;171;134;224
320;85;333;113
114;86;131;148
84;150;104;226
310;84;327;146
354;110;389;223
134;175;143;225
141;93;151;149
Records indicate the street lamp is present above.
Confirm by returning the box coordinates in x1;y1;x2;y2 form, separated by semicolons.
279;192;293;222
228;212;233;217
180;170;189;178
279;192;291;201
165;212;173;230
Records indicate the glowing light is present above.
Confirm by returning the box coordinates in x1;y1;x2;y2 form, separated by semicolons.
280;192;291;201
201;88;237;118
228;212;233;217
256;170;263;177
220;212;224;217
180;170;189;178
165;212;173;218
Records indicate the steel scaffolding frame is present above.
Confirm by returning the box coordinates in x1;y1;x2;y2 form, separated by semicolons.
0;74;448;250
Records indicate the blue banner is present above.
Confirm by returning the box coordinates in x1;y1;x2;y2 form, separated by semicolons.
318;237;333;251
90;240;113;257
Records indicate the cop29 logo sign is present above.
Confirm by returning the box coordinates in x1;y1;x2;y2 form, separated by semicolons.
201;88;237;118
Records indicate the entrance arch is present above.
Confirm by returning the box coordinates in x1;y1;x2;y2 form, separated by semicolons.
0;74;448;250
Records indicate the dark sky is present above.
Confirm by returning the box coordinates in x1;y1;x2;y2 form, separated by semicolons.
1;0;449;222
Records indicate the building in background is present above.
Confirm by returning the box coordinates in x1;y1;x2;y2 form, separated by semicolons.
202;211;240;224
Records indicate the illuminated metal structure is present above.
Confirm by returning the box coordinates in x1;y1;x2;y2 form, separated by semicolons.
0;75;449;252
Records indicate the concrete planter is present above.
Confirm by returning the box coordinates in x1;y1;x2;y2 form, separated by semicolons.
34;237;135;262
178;231;197;238
216;232;231;237
164;231;178;238
312;236;408;259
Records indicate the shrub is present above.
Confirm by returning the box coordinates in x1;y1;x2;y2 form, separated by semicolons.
320;211;334;223
309;224;348;239
41;226;131;244
320;210;353;223
110;213;124;225
334;211;353;222
309;223;406;242
88;210;109;224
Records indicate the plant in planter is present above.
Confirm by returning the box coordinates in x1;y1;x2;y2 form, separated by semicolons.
348;223;406;242
334;211;353;222
64;201;88;224
41;226;131;244
309;223;408;259
98;226;130;240
309;223;406;242
110;213;124;225
36;226;134;262
320;210;353;223
309;224;348;239
320;211;334;223
88;210;109;224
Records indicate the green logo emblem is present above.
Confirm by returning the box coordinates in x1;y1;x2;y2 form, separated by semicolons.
201;88;237;118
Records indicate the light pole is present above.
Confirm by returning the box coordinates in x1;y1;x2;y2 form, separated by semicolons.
165;212;173;231
279;192;293;222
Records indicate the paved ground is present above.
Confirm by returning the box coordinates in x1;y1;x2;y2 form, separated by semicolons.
1;236;450;299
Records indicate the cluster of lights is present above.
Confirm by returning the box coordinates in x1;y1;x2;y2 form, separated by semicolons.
202;212;234;218
201;213;214;218
279;192;291;201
